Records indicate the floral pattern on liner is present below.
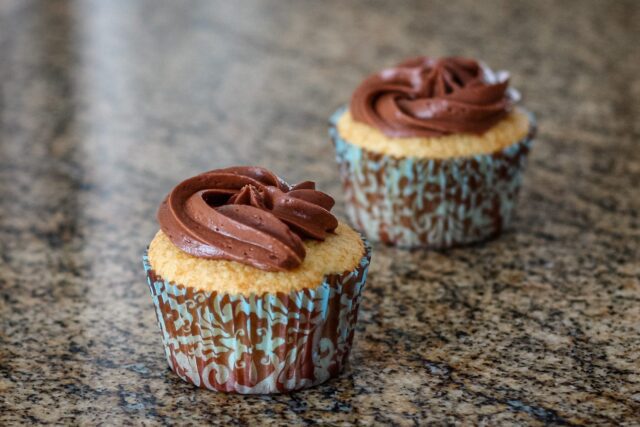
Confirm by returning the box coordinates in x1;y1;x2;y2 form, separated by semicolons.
142;242;370;394
330;106;536;248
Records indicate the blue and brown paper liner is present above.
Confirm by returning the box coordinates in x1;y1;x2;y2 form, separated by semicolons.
330;106;537;248
142;240;371;394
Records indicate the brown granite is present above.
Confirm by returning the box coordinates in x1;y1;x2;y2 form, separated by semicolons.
1;0;639;425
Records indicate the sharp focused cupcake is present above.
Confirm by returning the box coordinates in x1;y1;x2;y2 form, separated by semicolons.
330;56;536;248
143;166;370;394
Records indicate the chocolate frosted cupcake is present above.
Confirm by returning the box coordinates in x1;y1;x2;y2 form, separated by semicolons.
330;56;536;248
143;166;370;394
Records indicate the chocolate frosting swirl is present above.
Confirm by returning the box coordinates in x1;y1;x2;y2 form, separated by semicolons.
157;167;338;271
350;56;516;137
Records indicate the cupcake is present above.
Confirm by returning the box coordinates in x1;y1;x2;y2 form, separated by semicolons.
330;56;536;248
143;166;370;394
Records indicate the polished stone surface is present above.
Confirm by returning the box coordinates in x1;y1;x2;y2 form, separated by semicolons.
1;0;639;425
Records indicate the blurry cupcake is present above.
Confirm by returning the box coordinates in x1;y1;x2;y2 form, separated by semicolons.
142;166;370;394
330;56;536;248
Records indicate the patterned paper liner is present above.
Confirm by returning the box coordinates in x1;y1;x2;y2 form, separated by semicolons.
329;106;537;248
142;239;371;394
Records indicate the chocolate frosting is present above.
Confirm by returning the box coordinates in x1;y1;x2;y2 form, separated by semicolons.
350;56;517;137
157;167;338;271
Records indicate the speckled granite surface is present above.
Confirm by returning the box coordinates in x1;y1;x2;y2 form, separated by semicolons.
1;0;639;425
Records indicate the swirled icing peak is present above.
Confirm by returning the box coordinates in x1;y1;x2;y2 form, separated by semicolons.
157;166;338;271
350;56;518;137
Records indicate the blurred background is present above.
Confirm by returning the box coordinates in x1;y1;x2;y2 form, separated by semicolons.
2;0;638;261
1;0;639;424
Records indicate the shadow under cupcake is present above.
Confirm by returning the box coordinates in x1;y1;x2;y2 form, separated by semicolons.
330;56;536;248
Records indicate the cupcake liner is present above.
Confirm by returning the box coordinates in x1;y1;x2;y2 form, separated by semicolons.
142;238;371;394
329;106;536;248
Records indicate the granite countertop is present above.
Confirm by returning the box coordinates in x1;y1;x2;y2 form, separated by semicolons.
1;0;639;425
